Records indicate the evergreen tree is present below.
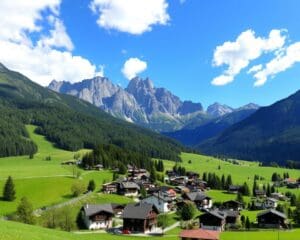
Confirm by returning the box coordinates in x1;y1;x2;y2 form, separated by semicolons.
118;162;127;174
87;180;96;192
202;172;207;182
221;174;226;190
236;192;244;204
178;202;196;221
150;164;157;183
245;217;250;230
16;197;35;224
225;175;232;189
266;184;271;197
252;180;257;197
3;176;16;201
291;194;297;206
241;182;250;196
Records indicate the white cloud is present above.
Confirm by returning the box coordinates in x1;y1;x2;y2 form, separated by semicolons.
212;29;286;86
253;42;300;86
0;0;60;43
90;0;170;35
0;1;103;86
38;16;74;51
122;58;147;80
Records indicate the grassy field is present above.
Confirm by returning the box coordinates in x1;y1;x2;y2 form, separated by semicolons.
0;125;89;179
0;125;113;216
163;152;300;192
2;220;300;240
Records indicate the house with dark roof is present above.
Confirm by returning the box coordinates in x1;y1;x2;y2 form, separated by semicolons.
122;203;159;233
118;181;140;196
183;191;212;209
257;209;288;228
199;210;240;231
199;210;226;231
179;229;220;240
222;200;243;211
227;185;242;194
141;191;175;213
81;204;114;230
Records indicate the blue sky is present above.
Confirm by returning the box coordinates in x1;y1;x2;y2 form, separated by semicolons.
0;0;300;108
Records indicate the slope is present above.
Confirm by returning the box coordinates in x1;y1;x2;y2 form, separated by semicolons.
0;63;182;161
198;89;300;164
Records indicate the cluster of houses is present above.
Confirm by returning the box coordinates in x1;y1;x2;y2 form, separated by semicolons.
80;165;290;237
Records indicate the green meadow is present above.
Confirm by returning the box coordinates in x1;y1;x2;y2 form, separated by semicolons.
163;152;300;192
1;220;300;240
0;125;113;216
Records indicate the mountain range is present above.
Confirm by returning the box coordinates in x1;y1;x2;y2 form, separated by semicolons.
48;77;258;132
0;63;182;161
198;90;300;164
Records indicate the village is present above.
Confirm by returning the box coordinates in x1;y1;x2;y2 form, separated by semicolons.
78;163;298;240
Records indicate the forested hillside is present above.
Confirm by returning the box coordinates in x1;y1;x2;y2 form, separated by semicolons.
199;89;300;165
0;63;182;160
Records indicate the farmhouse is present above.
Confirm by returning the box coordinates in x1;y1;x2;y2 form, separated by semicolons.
255;189;266;198
227;185;242;194
257;209;288;228
222;200;243;211
118;181;140;196
179;229;220;240
264;197;278;209
141;191;174;213
102;182;118;194
122;203;159;233
183;191;212;209
199;210;239;231
199;210;226;231
81;204;114;230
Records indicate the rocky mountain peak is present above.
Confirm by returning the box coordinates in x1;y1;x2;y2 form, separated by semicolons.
207;102;234;117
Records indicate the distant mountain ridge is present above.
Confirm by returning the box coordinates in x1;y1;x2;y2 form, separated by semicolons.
198;89;300;164
49;77;258;132
49;77;205;131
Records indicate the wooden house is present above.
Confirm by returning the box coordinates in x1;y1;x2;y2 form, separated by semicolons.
183;191;212;209
257;209;288;228
122;203;159;233
222;200;243;211
102;182;118;194
199;210;226;231
118;181;140;196
81;204;114;230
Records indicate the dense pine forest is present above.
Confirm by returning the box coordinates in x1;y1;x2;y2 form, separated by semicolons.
0;63;182;161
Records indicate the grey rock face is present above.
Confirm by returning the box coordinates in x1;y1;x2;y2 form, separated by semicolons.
206;102;234;118
48;76;204;131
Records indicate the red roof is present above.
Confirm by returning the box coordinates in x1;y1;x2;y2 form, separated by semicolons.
179;229;220;240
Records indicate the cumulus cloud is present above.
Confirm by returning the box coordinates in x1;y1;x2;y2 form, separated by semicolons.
253;42;300;86
90;0;170;35
211;29;286;86
0;1;103;86
122;58;147;80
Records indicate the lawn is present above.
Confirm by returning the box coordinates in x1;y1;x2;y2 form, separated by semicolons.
0;125;113;216
0;125;90;179
1;220;300;240
162;152;300;193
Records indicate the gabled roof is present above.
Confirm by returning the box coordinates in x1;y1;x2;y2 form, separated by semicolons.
122;203;157;219
82;204;114;217
120;181;140;190
257;209;287;219
180;229;220;240
185;191;210;201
